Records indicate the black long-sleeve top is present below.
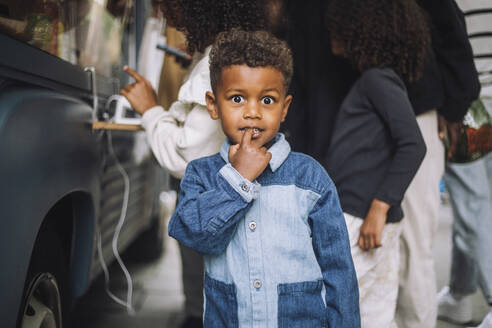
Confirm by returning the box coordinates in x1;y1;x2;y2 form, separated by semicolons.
326;68;426;223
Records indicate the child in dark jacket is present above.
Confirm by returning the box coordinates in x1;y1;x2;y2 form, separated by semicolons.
169;29;360;328
325;0;429;327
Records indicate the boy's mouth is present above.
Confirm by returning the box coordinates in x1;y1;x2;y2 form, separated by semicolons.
239;127;263;139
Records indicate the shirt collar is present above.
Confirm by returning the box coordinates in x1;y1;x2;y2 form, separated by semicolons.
220;133;291;172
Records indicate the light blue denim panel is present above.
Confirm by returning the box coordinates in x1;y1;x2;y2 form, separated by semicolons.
204;197;260;327
204;184;323;327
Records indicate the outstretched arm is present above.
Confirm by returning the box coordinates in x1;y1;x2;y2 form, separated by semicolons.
168;161;259;255
121;67;224;178
141;102;224;178
310;184;360;328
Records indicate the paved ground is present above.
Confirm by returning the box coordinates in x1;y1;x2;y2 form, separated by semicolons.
69;230;185;327
69;200;490;327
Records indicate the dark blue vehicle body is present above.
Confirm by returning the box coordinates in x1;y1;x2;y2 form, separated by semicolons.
0;32;166;327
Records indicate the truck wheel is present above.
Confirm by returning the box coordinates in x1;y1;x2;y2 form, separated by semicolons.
21;273;62;328
19;224;68;328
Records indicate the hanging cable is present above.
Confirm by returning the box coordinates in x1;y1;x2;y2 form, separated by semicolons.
96;129;135;316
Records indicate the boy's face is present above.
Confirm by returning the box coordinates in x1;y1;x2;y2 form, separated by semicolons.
206;65;292;147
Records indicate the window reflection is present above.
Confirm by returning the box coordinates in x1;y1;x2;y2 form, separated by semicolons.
0;0;134;77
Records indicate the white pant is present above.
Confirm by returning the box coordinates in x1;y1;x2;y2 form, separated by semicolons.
395;110;445;328
345;213;402;328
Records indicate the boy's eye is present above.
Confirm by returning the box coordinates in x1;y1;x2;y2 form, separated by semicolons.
262;96;274;105
231;95;244;104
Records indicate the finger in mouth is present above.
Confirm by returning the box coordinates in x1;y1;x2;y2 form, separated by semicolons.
239;127;263;133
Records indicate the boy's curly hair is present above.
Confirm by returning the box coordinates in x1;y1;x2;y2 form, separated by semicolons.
325;0;431;83
209;29;293;92
162;0;267;54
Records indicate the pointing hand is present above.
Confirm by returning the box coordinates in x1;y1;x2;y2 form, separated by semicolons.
120;66;158;115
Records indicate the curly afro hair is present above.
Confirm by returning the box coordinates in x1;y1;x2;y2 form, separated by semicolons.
209;29;293;92
161;0;267;54
325;0;431;83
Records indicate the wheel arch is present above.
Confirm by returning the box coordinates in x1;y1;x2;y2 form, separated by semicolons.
32;192;97;300
17;191;96;327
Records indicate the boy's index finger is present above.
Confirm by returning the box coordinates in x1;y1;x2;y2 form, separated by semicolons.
240;128;253;147
123;66;144;82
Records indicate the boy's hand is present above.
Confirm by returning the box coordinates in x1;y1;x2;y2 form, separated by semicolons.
120;66;158;115
229;128;272;181
358;199;390;251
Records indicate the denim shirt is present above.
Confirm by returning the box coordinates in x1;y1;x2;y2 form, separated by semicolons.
169;134;360;328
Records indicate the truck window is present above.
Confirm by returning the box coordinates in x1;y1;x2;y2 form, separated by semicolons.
0;0;131;77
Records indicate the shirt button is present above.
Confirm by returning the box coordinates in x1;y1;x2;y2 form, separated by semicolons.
253;280;262;289
249;221;257;231
241;183;250;192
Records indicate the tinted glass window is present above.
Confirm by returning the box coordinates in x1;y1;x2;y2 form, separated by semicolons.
0;0;134;77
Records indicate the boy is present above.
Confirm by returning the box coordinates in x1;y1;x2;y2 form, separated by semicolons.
168;29;360;327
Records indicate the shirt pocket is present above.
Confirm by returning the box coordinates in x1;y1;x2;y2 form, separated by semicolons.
277;280;327;328
203;274;238;328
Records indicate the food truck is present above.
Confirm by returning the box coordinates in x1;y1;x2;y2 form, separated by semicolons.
0;1;168;327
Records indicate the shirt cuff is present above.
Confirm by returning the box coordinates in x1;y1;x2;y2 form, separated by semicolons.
373;190;400;207
219;164;260;202
141;106;169;129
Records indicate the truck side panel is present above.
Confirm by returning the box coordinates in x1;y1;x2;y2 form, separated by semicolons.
0;85;101;327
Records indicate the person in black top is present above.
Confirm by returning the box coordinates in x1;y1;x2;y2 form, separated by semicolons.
324;0;428;326
326;67;427;225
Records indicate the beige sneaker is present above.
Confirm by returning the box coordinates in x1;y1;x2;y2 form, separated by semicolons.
437;286;473;324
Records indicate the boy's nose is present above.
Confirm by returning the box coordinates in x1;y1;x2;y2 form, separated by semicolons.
243;102;262;119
